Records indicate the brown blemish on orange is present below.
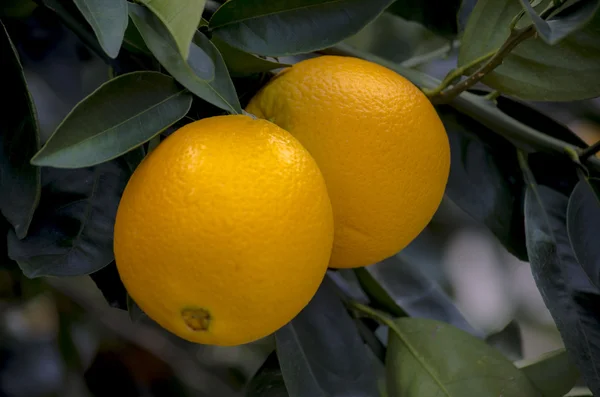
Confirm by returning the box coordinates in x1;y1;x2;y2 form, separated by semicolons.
181;307;211;331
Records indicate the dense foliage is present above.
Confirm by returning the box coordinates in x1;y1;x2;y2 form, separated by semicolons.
1;0;600;396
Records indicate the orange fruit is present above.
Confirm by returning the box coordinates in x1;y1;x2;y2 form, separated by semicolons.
113;115;334;346
246;55;450;269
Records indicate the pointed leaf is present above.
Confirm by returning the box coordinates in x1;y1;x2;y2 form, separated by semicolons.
565;387;593;396
439;105;528;261
355;255;483;338
523;183;600;396
459;0;600;101
89;261;128;310
386;317;539;396
7;151;142;278
31;71;192;169
212;35;288;77
386;0;462;37
0;20;41;239
518;0;600;45
73;0;128;58
209;0;396;56
139;0;206;59
567;178;600;289
122;15;150;54
515;348;580;397
129;3;242;113
246;352;289;397
275;275;379;397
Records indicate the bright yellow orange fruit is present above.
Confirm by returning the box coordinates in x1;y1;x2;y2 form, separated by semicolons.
113;115;334;346
246;55;451;268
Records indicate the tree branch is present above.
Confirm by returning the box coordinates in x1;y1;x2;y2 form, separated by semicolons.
428;25;536;105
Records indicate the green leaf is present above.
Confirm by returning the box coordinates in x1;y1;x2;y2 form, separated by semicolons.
0;20;41;239
567;178;600;289
7;151;142;278
385;317;539;396
439;105;528;261
89;261;128;310
355;255;483;337
122;16;150;54
72;0;128;58
211;35;288;77
245;351;289;397
565;387;593;396
138;0;206;60
31;71;192;169
209;0;396;56
518;0;600;45
129;3;242;113
515;348;580;397
459;0;600;101
523;179;600;396
275;275;379;397
386;0;461;37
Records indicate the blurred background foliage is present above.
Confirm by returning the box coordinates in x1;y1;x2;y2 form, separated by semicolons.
1;1;600;396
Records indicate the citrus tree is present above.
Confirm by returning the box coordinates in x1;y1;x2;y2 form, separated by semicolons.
1;0;600;396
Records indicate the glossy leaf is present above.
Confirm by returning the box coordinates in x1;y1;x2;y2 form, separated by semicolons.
386;317;539;396
31;71;192;168
130;3;242;113
246;352;289;397
355;255;483;337
0;20;41;239
275;275;379;397
515;348;580;397
209;0;396;56
7;151;141;278
565;387;593;396
386;0;461;37
459;0;600;101
567;178;600;289
122;16;150;54
518;0;600;45
73;0;128;58
523;183;600;396
439;105;528;261
212;36;288;77
139;0;206;59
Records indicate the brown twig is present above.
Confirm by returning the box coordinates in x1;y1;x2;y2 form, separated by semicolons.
429;25;536;105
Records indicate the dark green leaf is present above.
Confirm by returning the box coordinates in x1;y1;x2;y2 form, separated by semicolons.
209;0;396;56
122;16;150;54
386;317;539;396
31;71;192;169
73;0;128;58
523;182;600;396
567;178;600;289
518;0;600;45
386;0;461;37
515;348;580;397
126;293;147;322
494;95;589;148
0;20;41;239
439;105;528;261
129;3;242;113
246;351;289;397
212;35;288;77
7;151;142;278
485;320;523;361
138;0;206;59
355;255;483;337
89;261;128;310
275;275;379;397
458;0;478;31
459;0;600;101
